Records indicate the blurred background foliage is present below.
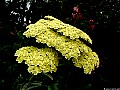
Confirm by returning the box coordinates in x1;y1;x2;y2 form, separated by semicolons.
0;0;120;89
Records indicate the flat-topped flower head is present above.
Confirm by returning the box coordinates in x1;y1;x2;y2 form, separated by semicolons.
15;16;99;75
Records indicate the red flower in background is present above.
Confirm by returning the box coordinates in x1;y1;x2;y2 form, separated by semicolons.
72;6;95;31
72;6;83;19
73;6;79;13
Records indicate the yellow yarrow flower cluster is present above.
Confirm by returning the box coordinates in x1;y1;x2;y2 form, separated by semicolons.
20;15;100;74
72;51;99;74
44;16;92;44
23;22;48;38
57;25;92;44
14;46;59;75
23;16;91;60
24;27;85;60
24;15;92;44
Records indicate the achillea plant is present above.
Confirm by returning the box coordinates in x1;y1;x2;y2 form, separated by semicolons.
14;15;99;75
